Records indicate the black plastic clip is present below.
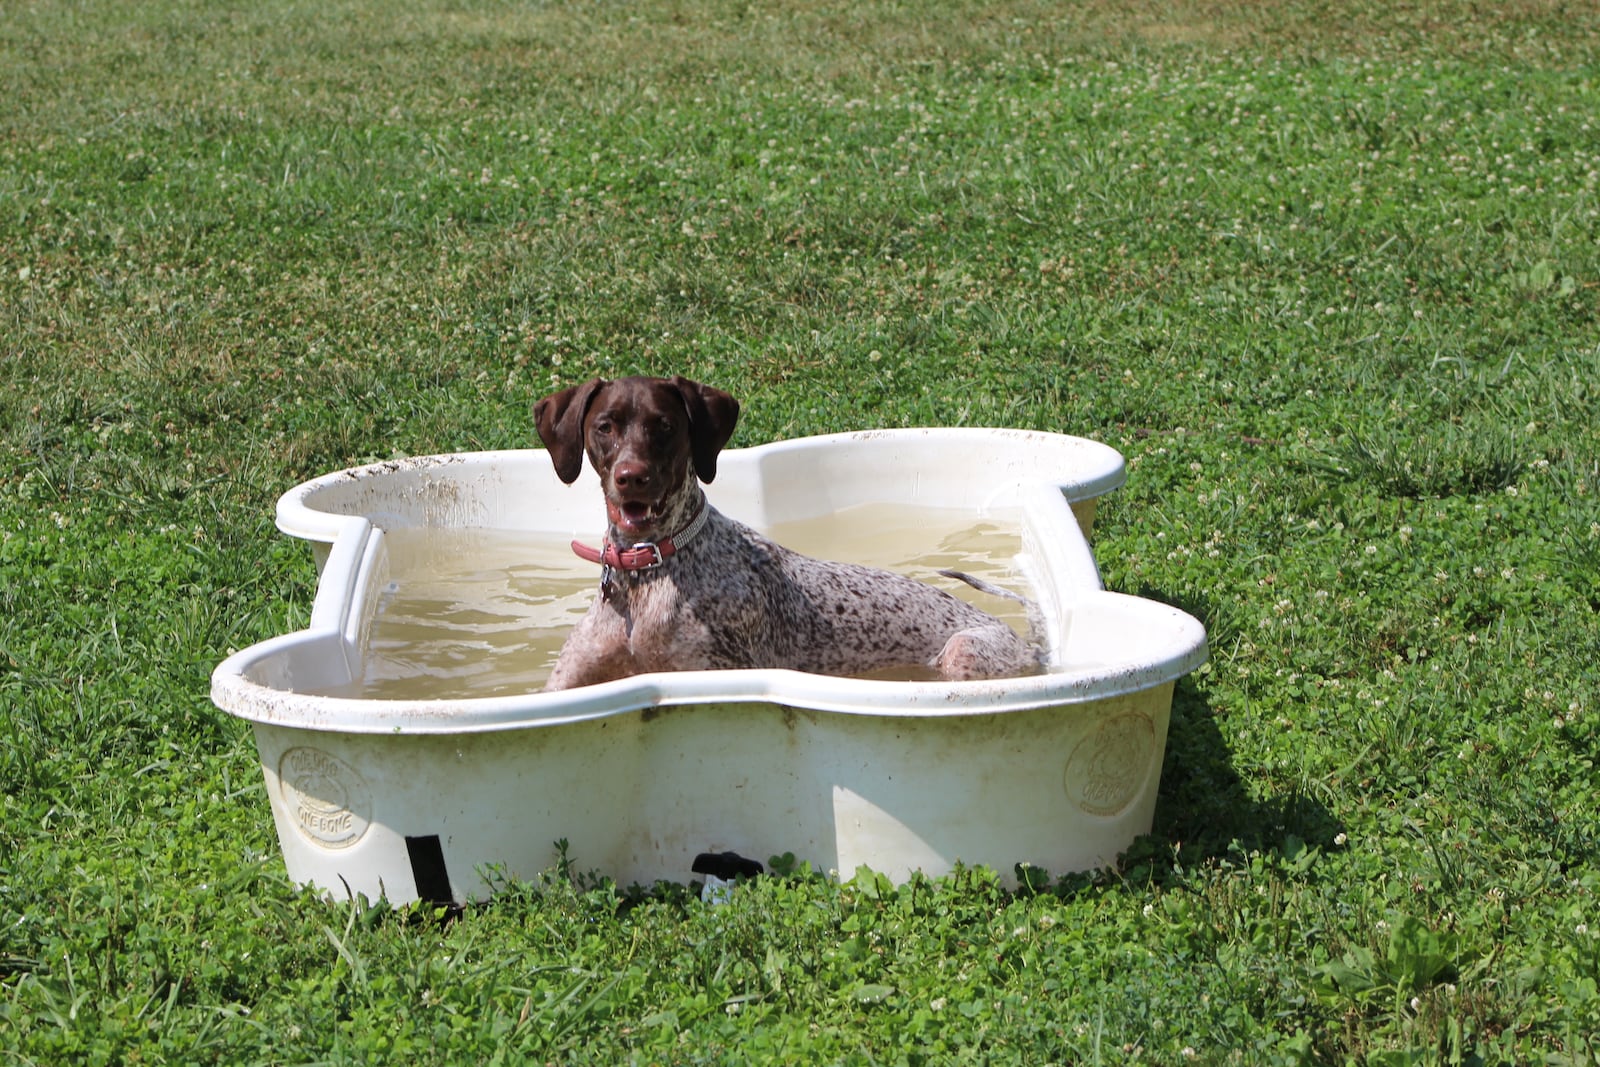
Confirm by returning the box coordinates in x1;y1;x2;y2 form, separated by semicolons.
691;851;765;881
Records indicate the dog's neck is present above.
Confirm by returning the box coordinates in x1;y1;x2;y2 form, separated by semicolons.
607;469;707;549
574;480;712;600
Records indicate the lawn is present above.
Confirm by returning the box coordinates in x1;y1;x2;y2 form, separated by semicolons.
3;0;1599;1062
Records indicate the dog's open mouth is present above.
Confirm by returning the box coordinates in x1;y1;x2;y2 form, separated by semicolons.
607;497;664;538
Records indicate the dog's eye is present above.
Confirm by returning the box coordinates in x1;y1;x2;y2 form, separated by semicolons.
592;419;615;437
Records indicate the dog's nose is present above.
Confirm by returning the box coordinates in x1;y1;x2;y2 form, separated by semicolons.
612;460;652;490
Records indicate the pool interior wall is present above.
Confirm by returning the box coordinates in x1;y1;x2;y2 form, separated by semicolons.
211;430;1208;903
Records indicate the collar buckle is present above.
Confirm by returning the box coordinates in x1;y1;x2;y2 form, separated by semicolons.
623;542;665;570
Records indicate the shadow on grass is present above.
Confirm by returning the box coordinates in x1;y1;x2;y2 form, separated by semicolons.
1154;675;1342;856
1052;676;1345;898
1108;586;1343;889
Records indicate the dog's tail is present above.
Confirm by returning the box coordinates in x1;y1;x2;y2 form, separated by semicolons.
939;569;1028;604
939;569;1049;662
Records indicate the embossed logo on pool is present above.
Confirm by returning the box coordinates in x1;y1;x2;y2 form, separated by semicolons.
279;747;371;849
1064;712;1155;816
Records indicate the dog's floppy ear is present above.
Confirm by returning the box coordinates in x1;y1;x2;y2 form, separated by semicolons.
534;378;606;484
669;376;740;483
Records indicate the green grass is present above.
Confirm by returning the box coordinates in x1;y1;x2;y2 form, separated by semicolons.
4;0;1599;1061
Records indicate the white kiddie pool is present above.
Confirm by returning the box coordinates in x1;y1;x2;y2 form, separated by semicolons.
211;429;1207;904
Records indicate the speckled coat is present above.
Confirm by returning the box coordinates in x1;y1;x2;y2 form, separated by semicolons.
535;376;1040;690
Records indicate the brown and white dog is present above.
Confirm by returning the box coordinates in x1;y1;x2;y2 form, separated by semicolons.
535;375;1040;690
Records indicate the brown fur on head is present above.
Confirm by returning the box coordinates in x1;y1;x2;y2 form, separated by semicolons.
533;378;606;484
534;376;739;484
666;375;740;484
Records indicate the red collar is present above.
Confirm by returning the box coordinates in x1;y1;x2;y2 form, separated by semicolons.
571;500;710;572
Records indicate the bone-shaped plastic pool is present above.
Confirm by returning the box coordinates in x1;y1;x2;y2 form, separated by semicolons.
211;429;1207;903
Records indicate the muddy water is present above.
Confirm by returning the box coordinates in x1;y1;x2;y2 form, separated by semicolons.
329;504;1031;699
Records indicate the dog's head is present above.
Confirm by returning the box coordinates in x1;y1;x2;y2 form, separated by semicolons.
535;375;740;539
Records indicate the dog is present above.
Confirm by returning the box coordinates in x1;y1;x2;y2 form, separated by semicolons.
535;375;1041;690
